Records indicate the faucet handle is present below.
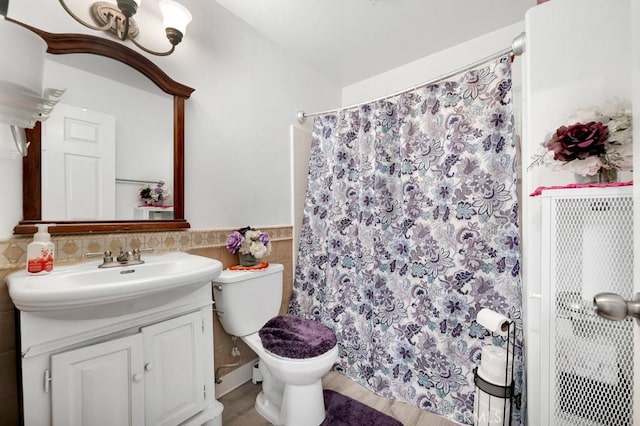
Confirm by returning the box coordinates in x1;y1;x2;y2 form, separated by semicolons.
84;250;114;264
132;247;154;261
84;250;112;259
84;251;103;258
133;247;156;253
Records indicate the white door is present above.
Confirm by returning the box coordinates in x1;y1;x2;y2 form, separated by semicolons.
142;312;205;426
42;103;116;220
51;334;145;426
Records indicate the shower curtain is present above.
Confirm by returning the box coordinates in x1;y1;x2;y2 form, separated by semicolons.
289;55;523;425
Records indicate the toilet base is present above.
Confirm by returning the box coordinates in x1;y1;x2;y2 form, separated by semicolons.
255;391;280;425
255;379;327;426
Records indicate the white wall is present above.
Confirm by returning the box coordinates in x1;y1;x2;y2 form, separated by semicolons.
342;22;524;106
0;0;341;237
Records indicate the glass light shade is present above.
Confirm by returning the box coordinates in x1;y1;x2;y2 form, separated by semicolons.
0;18;46;96
159;0;192;35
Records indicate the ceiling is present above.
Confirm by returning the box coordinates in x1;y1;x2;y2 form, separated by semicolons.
213;0;536;87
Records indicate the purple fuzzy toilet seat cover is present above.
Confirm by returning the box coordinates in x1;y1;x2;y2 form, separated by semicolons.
259;316;337;359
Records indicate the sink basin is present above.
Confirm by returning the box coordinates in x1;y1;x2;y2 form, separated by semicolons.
7;251;222;316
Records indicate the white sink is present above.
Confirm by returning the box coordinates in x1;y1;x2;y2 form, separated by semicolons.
7;251;222;317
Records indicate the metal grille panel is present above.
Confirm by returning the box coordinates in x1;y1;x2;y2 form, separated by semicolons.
552;195;633;426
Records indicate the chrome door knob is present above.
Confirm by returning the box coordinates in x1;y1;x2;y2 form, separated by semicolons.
593;292;640;323
132;373;143;382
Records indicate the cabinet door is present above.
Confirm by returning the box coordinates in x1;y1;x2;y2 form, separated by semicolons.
142;311;205;426
541;190;634;425
51;334;145;426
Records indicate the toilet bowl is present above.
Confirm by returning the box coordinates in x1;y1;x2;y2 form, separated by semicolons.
212;264;338;426
243;332;338;425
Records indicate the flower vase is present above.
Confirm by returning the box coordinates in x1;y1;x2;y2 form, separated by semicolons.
575;168;618;184
598;168;618;183
239;253;258;267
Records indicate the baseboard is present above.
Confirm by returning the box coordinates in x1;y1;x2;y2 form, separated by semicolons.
215;358;259;398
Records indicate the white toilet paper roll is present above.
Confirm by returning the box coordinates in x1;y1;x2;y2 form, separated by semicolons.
478;346;513;385
477;308;511;336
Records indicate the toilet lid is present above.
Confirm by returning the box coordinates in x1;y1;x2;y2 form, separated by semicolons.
259;315;337;359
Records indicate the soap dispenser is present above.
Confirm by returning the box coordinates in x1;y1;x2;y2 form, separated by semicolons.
26;224;55;274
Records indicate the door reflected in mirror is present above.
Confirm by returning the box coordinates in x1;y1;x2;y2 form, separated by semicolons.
42;56;173;221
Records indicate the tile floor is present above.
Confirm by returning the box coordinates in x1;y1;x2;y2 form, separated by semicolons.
219;371;459;425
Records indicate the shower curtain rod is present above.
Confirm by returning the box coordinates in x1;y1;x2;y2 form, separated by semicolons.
297;32;526;123
116;178;165;186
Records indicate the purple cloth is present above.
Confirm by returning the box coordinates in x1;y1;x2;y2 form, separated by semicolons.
321;389;403;426
259;315;337;359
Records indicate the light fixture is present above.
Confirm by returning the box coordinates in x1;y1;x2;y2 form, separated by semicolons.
58;0;192;56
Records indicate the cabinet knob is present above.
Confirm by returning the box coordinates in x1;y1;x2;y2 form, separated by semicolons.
132;373;143;382
145;363;154;371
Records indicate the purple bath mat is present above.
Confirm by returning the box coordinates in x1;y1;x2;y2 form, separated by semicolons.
321;389;403;426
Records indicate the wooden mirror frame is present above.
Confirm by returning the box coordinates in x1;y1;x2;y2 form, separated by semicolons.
10;19;195;235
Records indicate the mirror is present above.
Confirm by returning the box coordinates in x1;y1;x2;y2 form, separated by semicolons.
42;54;173;222
10;19;194;235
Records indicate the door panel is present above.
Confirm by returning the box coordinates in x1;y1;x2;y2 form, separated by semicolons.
541;188;634;425
142;311;205;426
51;334;144;426
42;103;116;220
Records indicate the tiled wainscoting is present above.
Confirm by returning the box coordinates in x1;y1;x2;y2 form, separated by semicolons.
0;226;293;424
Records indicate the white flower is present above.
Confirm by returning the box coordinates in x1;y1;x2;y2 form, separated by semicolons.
250;241;268;258
529;99;633;175
230;227;272;259
238;240;252;255
245;230;261;240
608;143;633;170
558;156;603;177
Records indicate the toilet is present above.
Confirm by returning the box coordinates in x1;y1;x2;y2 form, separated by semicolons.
212;263;338;426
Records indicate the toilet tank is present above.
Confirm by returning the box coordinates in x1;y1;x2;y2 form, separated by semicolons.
212;263;284;337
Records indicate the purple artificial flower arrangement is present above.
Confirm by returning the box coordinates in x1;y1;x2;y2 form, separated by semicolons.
226;226;272;259
140;181;169;205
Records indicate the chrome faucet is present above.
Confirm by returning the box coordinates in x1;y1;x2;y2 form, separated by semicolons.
116;248;133;263
84;248;154;268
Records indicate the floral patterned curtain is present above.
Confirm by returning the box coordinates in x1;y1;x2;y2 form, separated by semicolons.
289;55;523;425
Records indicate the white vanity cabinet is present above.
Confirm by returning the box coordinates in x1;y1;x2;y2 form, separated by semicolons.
50;311;206;426
16;284;222;426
